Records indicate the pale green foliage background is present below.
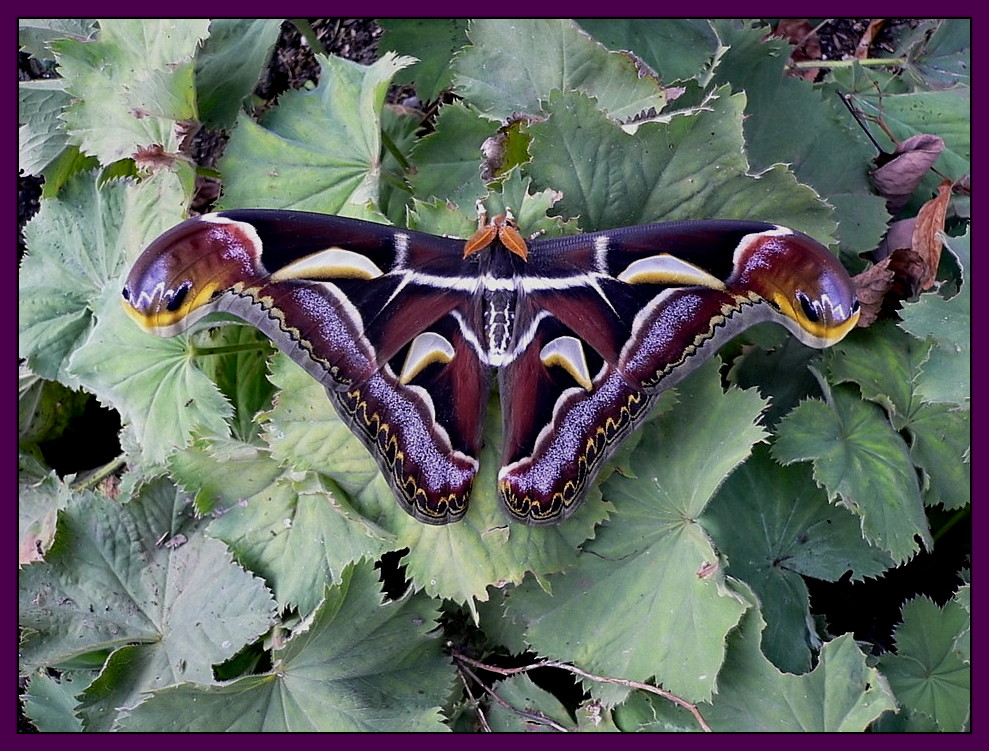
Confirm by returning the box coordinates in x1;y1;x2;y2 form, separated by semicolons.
19;19;969;732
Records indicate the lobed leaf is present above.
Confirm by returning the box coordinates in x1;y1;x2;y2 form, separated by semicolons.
527;87;836;238
377;18;469;102
218;52;414;216
19;171;186;385
576;19;720;83
68;289;233;466
408;101;496;208
898;232;970;406
18;478;276;692
879;595;970;732
169;435;395;615
194;19;283;129
263;355;602;606
454;18;667;122
704;445;894;673
18;79;72;176
52;19;210;164
773;386;932;562
116;560;454;732
709;20;889;253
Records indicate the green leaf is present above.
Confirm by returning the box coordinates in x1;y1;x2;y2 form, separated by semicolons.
727;330;824;430
18;456;74;566
454;19;667;122
709;20;889;254
527;87;836;236
18;78;72;176
898;232;970;406
485;675;574;732
707;606;894;730
19;18;97;59
704;445;894;673
194;19;282;129
196;324;275;443
18;478;276;688
169;436;395;615
67;289;233;466
576;19;720;83
622;601;896;731
52;19;210;163
261;354;385;498
218;52;414;215
19;171;187;385
879;596;970;732
71;645;159;731
117;560;453;732
21;671;86;732
899;19;971;88
506;359;765;705
377;18;469;102
828;321;934;429
773;385;931;562
906;402;970;510
828;320;970;510
408;101;495;207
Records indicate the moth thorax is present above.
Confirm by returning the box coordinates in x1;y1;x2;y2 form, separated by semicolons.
484;289;515;361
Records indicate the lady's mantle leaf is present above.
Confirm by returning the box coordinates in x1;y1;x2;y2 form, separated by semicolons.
67;290;232;466
116;560;453;732
194;19;282;129
262;355;601;607
218;52;414;216
526;87;835;238
18;478;276;688
705;445;893;674
19;171;185;385
898;231;970;406
52;19;209;164
169;436;395;615
878;596;970;732
773;386;932;562
454;19;666;123
631;604;896;731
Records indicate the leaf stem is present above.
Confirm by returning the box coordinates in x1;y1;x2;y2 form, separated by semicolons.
71;454;127;492
453;650;712;732
191;341;272;358
932;507;970;543
793;57;907;69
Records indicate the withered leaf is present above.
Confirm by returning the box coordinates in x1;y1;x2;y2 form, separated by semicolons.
871;134;944;212
911;180;953;290
851;258;895;327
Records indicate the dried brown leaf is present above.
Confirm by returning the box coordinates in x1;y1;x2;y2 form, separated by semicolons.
133;143;179;171
851;258;895;327
871;134;945;212
911;180;952;290
874;218;917;261
774;19;822;80
854;19;887;59
887;248;929;300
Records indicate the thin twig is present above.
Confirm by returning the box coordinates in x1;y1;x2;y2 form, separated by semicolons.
453;650;712;733
457;663;492;732
457;661;570;732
